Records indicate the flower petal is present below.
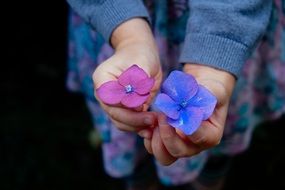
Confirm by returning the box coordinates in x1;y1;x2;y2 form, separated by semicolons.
189;85;217;120
154;93;180;119
96;81;125;105
118;65;149;86
134;77;155;95
121;92;149;108
167;107;203;135
162;71;198;102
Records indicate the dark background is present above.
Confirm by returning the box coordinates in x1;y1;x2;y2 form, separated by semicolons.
1;1;285;190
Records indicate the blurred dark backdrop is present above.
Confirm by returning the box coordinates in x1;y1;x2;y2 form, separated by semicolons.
1;1;285;190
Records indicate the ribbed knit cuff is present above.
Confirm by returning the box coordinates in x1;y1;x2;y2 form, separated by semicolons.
179;33;249;77
89;0;150;43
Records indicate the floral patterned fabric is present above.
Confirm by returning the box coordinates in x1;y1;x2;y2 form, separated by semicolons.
67;0;285;185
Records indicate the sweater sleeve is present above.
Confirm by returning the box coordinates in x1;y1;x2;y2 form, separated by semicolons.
179;0;272;77
66;0;150;43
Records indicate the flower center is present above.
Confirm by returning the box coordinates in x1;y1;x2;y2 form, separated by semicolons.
125;84;133;93
179;100;188;109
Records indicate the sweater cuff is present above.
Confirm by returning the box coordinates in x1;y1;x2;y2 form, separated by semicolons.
179;33;249;77
90;0;150;43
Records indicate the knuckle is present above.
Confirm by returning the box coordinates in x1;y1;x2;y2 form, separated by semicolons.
205;133;222;148
211;130;222;146
191;135;207;145
212;137;221;146
169;150;183;158
191;128;222;148
171;148;199;158
188;149;201;157
108;109;118;120
174;152;189;158
168;144;190;158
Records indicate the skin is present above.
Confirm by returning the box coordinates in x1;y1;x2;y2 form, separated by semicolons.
144;64;236;165
93;18;163;132
93;18;236;166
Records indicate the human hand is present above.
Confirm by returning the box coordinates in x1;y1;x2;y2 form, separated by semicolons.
93;18;162;132
143;64;236;165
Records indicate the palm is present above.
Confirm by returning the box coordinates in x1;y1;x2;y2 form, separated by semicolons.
142;64;236;165
91;43;162;133
183;64;234;147
93;44;162;110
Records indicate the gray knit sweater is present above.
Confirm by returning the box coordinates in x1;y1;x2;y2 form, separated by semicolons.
67;0;272;77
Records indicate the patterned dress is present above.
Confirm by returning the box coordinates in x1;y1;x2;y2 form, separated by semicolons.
67;0;285;185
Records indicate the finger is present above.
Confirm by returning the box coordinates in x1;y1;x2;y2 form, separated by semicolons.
144;138;153;154
188;120;222;149
151;127;177;166
92;63;121;88
138;129;153;139
111;119;139;132
134;103;151;112
102;105;156;131
158;114;200;158
134;105;143;112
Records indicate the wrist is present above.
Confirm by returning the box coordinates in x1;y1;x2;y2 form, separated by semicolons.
183;64;236;98
111;18;156;51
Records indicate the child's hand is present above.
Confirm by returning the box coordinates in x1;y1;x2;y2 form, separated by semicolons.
143;64;236;165
93;18;162;132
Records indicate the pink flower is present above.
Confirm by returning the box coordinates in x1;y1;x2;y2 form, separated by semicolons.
96;65;154;108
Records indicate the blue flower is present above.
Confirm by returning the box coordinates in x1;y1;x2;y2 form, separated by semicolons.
154;71;217;135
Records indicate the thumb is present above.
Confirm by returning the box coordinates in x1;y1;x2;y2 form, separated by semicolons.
92;62;121;89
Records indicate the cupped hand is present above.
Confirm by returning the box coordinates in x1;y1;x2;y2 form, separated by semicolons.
143;63;236;165
93;18;163;132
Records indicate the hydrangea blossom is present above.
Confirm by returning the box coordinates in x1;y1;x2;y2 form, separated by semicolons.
154;71;217;135
96;65;154;108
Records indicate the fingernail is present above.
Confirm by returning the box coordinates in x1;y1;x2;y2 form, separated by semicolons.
158;113;168;126
138;130;151;139
144;116;153;125
134;106;143;112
